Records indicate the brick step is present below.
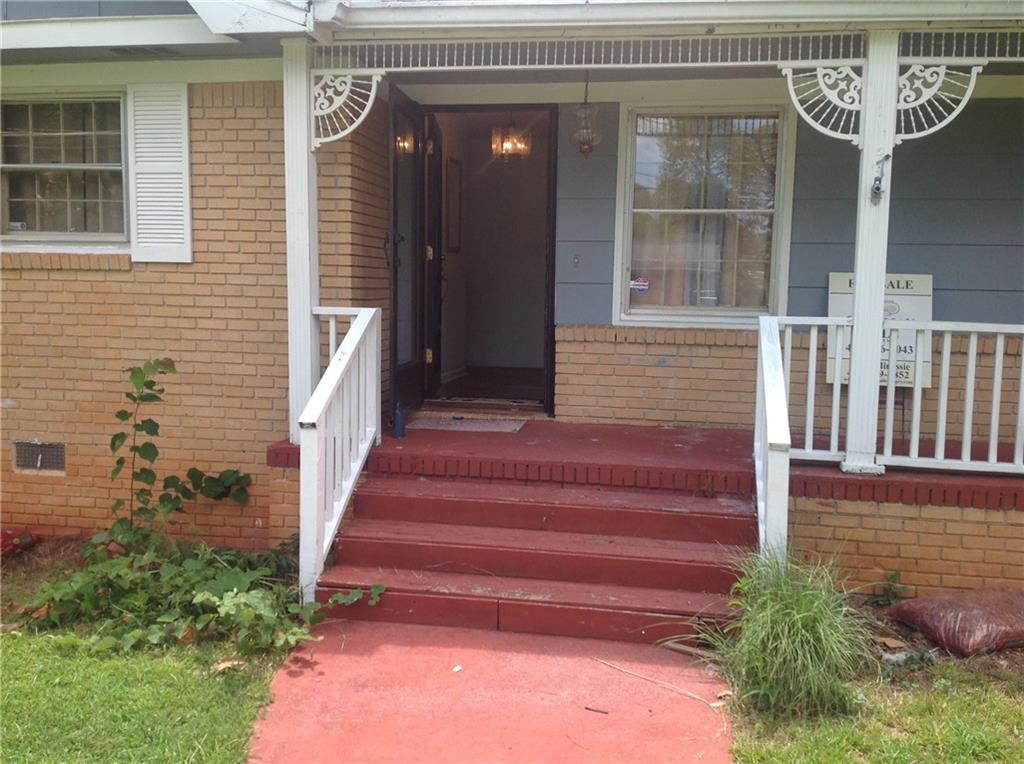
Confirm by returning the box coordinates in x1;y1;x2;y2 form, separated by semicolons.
367;445;753;498
354;475;757;546
334;518;741;593
317;564;731;643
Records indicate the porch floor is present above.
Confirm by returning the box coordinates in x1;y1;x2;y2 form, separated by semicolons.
248;620;731;764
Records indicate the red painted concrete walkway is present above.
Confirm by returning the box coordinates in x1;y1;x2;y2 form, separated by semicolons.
249;621;733;764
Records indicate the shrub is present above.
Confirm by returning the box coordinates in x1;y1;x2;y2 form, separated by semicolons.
707;553;872;718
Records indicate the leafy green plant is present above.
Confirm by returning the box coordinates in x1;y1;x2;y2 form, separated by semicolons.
866;570;909;607
98;358;251;552
705;553;873;718
26;542;385;654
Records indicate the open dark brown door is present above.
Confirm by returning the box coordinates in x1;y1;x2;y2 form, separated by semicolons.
391;90;425;410
423;115;444;398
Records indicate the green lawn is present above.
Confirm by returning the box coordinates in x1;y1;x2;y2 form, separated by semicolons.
732;659;1024;763
1;541;280;764
1;632;278;764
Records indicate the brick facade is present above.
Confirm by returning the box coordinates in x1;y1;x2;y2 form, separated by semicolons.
554;325;759;426
790;497;1024;596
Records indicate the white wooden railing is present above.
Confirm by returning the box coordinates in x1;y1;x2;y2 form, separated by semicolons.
877;320;1024;475
299;307;382;602
777;316;853;463
754;316;792;556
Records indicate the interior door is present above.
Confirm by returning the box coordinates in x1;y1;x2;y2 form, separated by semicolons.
423;115;444;398
391;91;425;410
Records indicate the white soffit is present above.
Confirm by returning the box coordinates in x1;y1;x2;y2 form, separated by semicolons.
187;0;310;35
0;15;236;50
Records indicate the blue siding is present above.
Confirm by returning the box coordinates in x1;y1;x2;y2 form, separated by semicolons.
553;98;1024;325
788;98;1024;322
554;103;619;325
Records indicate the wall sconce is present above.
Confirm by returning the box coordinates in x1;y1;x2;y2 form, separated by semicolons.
395;132;414;155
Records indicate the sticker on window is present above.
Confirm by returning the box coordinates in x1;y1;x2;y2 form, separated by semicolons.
9;222;28;232
629;276;650;294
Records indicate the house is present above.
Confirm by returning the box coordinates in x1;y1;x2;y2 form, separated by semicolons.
2;1;1021;642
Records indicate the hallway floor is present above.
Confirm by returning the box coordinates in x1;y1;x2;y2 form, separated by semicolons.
248;620;732;764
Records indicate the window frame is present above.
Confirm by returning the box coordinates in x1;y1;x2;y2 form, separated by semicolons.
0;92;130;246
613;101;797;329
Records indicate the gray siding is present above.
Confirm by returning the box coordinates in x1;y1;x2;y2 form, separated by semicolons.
1;1;193;20
554;98;1024;326
788;98;1024;322
554;103;619;325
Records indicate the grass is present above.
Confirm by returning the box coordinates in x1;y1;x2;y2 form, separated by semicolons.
732;659;1024;763
1;540;281;764
708;554;872;717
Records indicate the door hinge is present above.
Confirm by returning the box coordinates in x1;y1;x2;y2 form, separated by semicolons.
425;245;434;262
424;348;434;364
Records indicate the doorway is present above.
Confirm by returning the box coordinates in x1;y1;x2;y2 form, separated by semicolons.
391;96;557;414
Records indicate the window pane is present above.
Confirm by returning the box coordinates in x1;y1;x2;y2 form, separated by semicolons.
31;103;61;133
62;102;91;132
2;135;31;164
62;133;94;163
37;170;67;199
629;212;772;310
95;134;121;164
98;170;123;201
32;135;63;164
628;113;778;312
101;201;125;233
6;171;35;199
38;201;68;232
95;102;121;132
1;104;30;133
8;200;36;232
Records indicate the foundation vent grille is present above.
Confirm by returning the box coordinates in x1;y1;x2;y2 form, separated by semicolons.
13;440;66;473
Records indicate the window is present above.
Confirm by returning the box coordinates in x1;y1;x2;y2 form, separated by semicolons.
1;99;126;240
621;111;782;320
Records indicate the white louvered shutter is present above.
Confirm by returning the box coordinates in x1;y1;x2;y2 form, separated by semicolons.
127;84;192;263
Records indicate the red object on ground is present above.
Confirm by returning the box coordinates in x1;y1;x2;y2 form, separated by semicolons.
1;528;37;558
249;621;732;764
887;589;1024;656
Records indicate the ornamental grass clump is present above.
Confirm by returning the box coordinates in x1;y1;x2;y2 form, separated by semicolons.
708;553;872;718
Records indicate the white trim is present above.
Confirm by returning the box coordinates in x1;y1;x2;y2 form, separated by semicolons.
611;102;796;330
328;3;1024;30
0;243;130;255
0;60;283;93
0;15;236;50
283;39;321;444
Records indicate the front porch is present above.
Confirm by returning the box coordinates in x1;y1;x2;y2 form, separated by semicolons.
281;23;1024;624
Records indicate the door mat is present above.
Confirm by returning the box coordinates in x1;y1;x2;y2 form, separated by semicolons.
407;418;527;433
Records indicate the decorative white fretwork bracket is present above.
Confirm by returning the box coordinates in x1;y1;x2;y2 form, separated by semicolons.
781;61;985;149
311;72;383;150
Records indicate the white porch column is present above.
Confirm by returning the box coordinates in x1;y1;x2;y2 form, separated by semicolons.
282;38;320;443
841;31;900;474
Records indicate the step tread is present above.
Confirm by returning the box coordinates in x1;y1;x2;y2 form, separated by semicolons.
339;518;743;563
356;475;754;516
319;564;732;619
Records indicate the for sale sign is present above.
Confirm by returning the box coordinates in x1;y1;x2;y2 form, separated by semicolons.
826;273;933;388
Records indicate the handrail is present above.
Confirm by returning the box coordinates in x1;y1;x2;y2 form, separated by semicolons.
299;306;382;602
754;315;792;557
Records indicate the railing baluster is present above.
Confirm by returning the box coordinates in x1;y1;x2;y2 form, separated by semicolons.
329;316;337;358
830;324;844;454
935;331;952;460
988;332;1004;463
805;325;817;452
909;328;925;459
883;326;898;456
1015;344;1024;466
961;332;978;462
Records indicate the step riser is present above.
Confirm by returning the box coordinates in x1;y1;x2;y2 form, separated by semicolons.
368;453;753;498
354;493;757;546
335;538;738;593
316;588;710;644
